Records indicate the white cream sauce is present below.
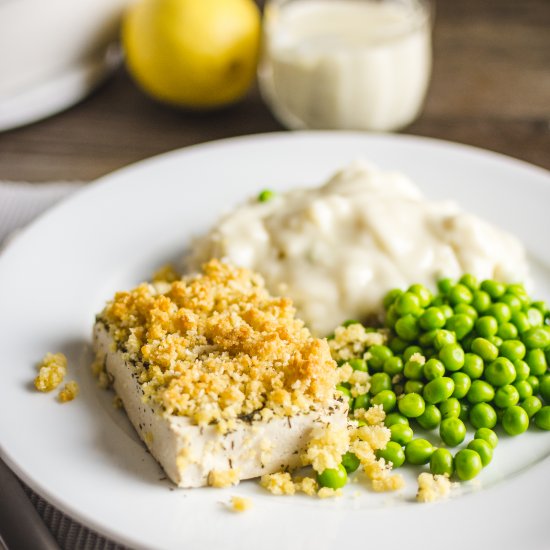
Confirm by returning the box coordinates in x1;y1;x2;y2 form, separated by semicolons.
186;162;528;336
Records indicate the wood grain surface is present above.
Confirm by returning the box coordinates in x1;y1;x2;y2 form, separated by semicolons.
0;0;548;182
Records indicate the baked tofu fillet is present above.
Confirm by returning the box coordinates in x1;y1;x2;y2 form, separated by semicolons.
92;260;347;488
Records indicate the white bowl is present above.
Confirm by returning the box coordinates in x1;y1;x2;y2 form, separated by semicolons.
0;0;132;131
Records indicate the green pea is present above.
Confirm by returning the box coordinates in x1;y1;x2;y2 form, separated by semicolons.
405;438;435;465
521;396;543;418
523;327;550;349
440;305;454;320
433;330;456;350
484;357;516;387
439;417;466;447
527;375;540;395
395;292;422;316
353;393;370;411
527;307;544;327
383;288;404;310
454;303;479;320
419;307;447;331
439;397;461;419
423;358;446;380
408;284;432;308
404;380;425;395
471;337;499;362
514;380;533;400
467;439;493;467
499;340;526;361
429;448;454;477
389;336;408;355
471;290;492;313
258;189;276;202
376;441;405;468
455;449;483;481
348;358;368;372
370;372;391;395
439;343;465;371
317;464;348;489
531;300;547;314
423;377;455;404
480;280;506;299
398;393;426;418
469;402;497;429
494;384;520;408
390;423;414;445
449;284;473;305
539;374;550;403
486;303;512;324
419;329;438;347
506;283;529;301
502;405;530;436
474;427;498;449
475;316;498;338
458;274;478;290
385;412;409;427
372;390;397;412
446;314;474;340
467;380;495;403
499;293;522;312
489;335;503;348
463;353;484;379
458;400;471;423
511;311;531;333
403;358;423;380
341;452;360;474
383;356;404;376
368;345;394;371
403;346;423;362
342;319;362;327
451;372;471;399
525;349;547;376
437;277;455;295
497;322;518;340
534;406;550;430
417;404;442;430
395;314;420;341
385;305;400;329
513;359;530;381
336;384;352;401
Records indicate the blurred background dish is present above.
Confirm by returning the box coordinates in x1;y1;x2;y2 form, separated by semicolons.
0;0;131;131
259;0;433;131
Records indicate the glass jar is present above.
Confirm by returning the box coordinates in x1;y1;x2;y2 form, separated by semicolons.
258;0;433;132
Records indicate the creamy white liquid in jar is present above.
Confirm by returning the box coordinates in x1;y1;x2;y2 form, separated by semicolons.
258;0;433;131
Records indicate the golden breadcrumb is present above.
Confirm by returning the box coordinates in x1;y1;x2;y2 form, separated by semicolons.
230;496;252;512
58;381;79;403
355;404;386;425
295;476;318;496
152;263;180;283
260;472;296;495
208;469;241;488
317;487;343;498
34;353;67;392
329;324;387;361
416;472;453;503
303;423;350;473
96;260;338;432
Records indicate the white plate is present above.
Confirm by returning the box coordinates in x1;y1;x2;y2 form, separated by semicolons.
0;132;549;550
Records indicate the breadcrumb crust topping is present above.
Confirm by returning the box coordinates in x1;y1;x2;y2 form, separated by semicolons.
97;260;338;431
34;353;67;392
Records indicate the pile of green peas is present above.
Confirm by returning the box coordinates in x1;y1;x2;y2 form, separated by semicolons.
320;275;550;489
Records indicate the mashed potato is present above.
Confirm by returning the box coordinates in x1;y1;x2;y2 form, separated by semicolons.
186;162;528;335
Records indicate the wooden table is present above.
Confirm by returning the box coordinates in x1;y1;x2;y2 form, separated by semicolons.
0;0;548;182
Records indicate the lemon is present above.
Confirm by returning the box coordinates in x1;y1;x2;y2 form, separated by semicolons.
122;0;261;109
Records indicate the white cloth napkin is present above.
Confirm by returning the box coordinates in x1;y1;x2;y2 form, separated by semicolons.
0;181;125;550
